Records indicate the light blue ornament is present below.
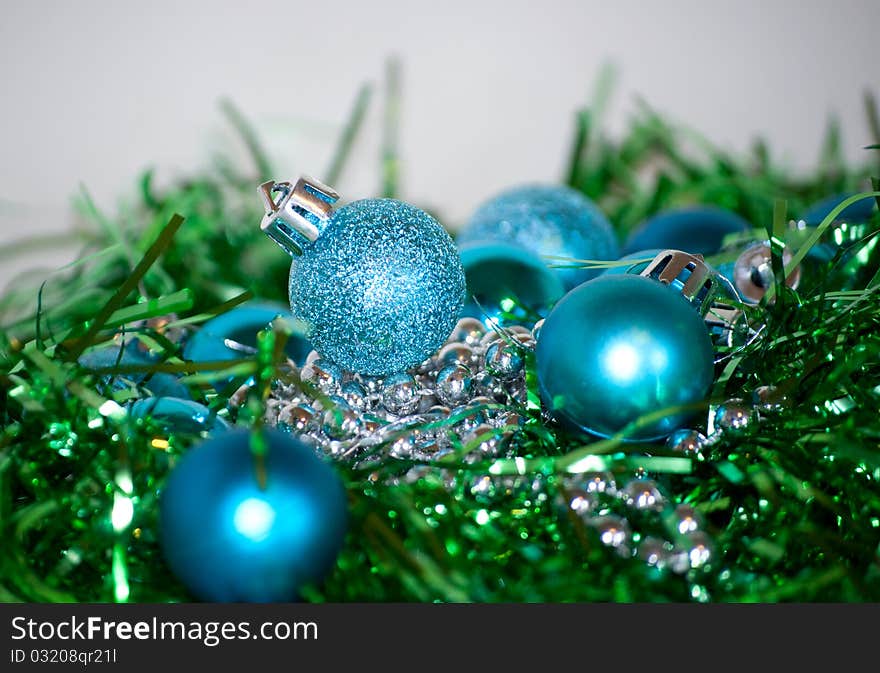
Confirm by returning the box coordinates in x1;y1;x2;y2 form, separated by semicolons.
458;241;565;326
159;428;347;602
601;249;665;276
458;184;619;289
129;397;229;435
79;345;189;399
260;178;464;376
536;274;715;440
623;207;751;256
183;301;311;367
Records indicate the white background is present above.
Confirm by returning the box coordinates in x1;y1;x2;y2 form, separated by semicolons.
1;0;878;289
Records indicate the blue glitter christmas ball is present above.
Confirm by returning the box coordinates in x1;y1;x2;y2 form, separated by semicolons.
801;192;877;226
288;198;465;376
623;207;751;256
536;274;715;441
458;241;565;326
601;249;664;276
159;428;347;602
183;301;312;367
458;184;619;289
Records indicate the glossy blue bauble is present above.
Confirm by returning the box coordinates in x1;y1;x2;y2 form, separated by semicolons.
623;207;751;256
801;192;877;226
536;274;715;441
183;301;312;367
79;346;189;399
458;241;565;326
159;428;347;602
458;184;619;289
129;397;229;435
288;198;465;376
600;249;664;276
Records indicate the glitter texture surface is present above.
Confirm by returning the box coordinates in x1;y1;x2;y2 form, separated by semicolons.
288;198;465;376
457;184;620;289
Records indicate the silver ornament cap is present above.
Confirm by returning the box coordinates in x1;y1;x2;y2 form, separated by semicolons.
259;176;340;257
640;249;720;315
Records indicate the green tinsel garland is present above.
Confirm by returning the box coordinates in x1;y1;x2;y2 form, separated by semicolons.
1;80;880;603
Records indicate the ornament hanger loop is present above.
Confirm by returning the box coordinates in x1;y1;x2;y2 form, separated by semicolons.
259;176;340;257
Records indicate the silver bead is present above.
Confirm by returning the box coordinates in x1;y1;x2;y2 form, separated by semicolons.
278;403;319;433
449;317;486;347
681;531;713;569
484;341;524;381
472;371;507;402
462;423;509;458
752;385;789;412
322;400;361;440
417;392;441;413
732;241;800;303
670;504;702;535
435;364;473;406
563;488;599;515
479;329;503;348
301;358;343;393
586;515;631;553
388;433;417;458
714;399;756;432
570;471;617;496
360;413;384;435
638;536;673;568
382;372;420;415
356;373;384;396
470;474;496;498
621;479;666;511
493;409;524;430
340;380;368;410
666;429;707;454
437;342;476;367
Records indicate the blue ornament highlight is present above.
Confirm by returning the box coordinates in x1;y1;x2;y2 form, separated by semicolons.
288;198;465;376
536;274;715;440
458;241;565;326
458;184;619;289
601;249;664;276
159;428;348;602
801;192;876;226
183;301;312;367
129;397;229;435
623;207;751;256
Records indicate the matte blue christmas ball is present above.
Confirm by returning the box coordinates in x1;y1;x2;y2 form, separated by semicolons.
159;428;347;602
288;198;465;376
458;241;565;326
458;184;619;289
79;346;189;399
536;274;715;440
623;207;751;256
130;397;229;435
601;249;664;276
183;301;312;367
801;192;877;226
